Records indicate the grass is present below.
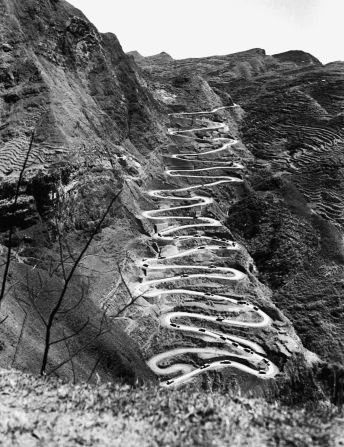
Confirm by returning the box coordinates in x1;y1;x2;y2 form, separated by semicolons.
0;369;343;446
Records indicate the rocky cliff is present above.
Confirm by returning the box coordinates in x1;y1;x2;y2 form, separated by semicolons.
0;0;166;383
0;0;343;402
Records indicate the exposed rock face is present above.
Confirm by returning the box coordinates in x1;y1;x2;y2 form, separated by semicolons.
0;0;166;382
0;0;343;400
0;0;168;236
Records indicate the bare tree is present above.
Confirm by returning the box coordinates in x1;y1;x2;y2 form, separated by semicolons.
0;131;35;309
111;261;145;318
2;141;144;381
46;260;146;379
39;188;122;375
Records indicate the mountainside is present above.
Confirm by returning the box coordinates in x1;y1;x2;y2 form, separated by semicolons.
0;0;165;382
0;0;344;405
132;47;344;396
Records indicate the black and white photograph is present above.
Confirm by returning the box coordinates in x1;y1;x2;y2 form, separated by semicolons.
0;0;343;445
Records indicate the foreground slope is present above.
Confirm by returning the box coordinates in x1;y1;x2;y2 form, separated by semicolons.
0;369;342;447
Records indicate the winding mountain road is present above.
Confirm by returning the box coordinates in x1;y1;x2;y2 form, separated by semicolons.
141;107;279;387
164;139;240;161
168;124;228;135
168;104;239;117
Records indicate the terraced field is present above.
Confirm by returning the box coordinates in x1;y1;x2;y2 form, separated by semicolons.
0;138;69;178
240;88;344;230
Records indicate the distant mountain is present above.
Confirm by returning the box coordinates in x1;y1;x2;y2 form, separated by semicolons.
128;50;173;64
272;50;322;66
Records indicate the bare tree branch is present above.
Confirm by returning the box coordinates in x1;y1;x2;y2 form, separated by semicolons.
110;263;145;318
56;281;88;315
40;188;122;375
0;131;35;308
49;318;90;346
63;336;76;384
56;220;67;282
87;355;101;383
47;324;110;376
22;272;47;327
11;306;27;368
0;315;8;325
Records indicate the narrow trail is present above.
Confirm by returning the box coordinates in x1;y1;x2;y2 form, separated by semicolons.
140;106;279;387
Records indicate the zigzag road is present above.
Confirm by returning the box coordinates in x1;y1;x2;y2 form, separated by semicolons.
140;107;279;387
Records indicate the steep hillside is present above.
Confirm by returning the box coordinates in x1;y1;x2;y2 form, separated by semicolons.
0;368;342;447
132;48;344;396
0;0;343;403
0;0;166;382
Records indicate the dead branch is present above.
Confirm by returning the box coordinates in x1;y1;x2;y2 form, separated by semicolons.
47;319;111;376
63;336;76;384
49;318;90;346
87;355;101;383
0;315;8;325
40;188;122;375
110;262;145;318
11;298;28;368
0;131;35;308
56;280;89;315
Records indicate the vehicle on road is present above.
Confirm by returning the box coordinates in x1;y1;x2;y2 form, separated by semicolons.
200;363;211;369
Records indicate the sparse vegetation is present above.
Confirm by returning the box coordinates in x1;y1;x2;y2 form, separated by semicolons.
39;188;122;376
0;369;341;447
